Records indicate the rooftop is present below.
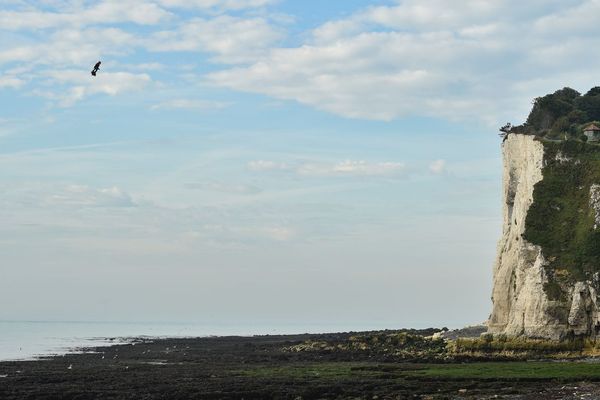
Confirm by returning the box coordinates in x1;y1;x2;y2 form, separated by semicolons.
584;124;600;131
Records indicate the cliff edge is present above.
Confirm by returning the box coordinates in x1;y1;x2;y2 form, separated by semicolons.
489;134;600;340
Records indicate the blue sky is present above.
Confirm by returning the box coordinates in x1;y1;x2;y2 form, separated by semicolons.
1;0;598;329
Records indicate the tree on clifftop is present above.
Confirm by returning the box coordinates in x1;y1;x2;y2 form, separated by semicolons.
575;87;600;122
526;87;580;132
509;86;600;139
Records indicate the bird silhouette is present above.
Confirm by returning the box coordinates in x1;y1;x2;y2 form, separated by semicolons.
91;61;101;76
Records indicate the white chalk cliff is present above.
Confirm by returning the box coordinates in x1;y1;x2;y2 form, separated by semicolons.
488;134;600;340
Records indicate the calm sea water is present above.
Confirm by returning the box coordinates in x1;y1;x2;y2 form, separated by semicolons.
0;321;401;361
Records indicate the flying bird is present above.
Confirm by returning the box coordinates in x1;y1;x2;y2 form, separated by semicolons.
91;61;101;76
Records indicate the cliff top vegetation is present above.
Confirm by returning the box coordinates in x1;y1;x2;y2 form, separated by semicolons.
501;87;600;140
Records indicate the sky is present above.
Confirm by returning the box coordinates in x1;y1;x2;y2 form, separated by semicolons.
0;0;598;330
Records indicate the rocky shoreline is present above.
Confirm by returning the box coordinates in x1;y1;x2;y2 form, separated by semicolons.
3;328;600;399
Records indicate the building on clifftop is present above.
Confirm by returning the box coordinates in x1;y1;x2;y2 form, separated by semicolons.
583;124;600;142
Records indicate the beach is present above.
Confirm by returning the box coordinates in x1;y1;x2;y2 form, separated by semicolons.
3;329;600;399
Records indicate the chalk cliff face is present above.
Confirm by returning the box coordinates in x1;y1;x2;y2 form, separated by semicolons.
488;134;600;340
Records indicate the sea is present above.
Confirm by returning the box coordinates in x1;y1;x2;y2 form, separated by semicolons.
0;320;405;361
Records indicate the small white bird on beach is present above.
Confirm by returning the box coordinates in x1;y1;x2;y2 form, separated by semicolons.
67;364;73;370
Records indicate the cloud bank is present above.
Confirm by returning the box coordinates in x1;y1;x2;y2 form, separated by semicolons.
1;0;600;120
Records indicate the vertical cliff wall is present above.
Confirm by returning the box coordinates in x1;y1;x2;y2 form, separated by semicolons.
488;134;600;340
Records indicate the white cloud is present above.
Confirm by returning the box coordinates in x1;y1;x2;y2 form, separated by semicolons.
0;28;138;66
151;99;231;111
206;29;501;120
47;185;136;208
199;224;295;242
0;75;24;88
40;70;151;106
357;0;501;31
429;159;447;175
260;226;294;241
206;0;600;123
0;24;154;104
248;159;407;177
0;1;171;30
2;0;599;124
113;62;166;72
146;15;283;63
185;181;262;195
297;160;406;177
157;0;276;11
533;1;600;35
134;62;165;71
247;160;289;171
